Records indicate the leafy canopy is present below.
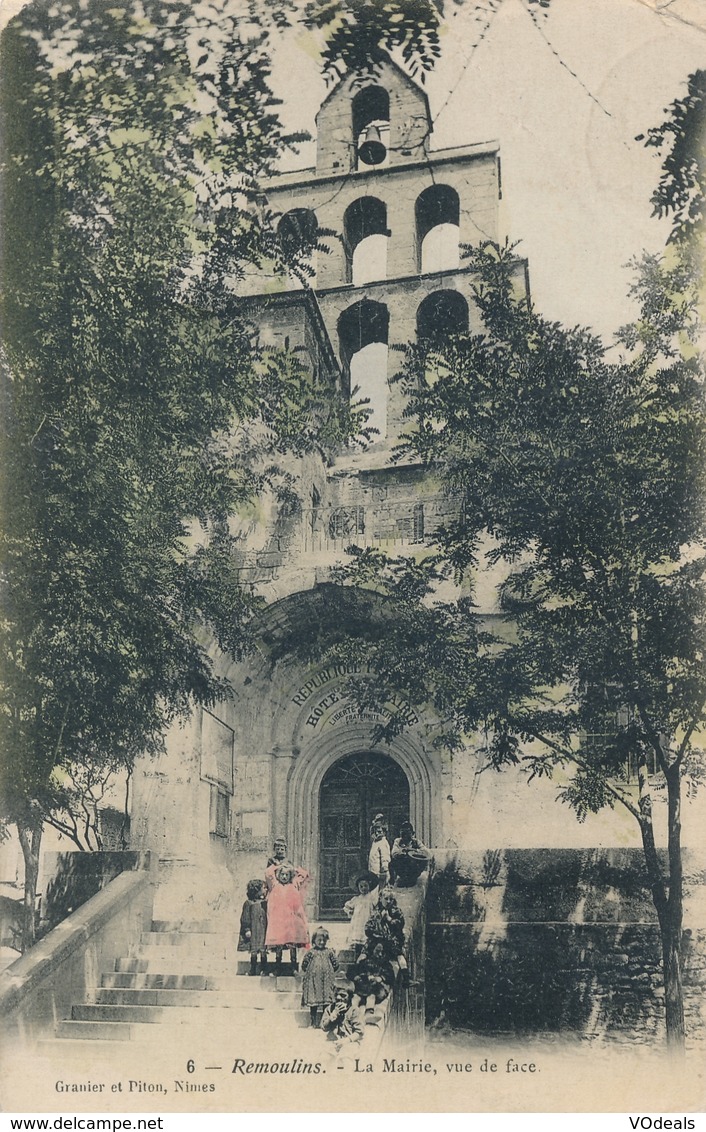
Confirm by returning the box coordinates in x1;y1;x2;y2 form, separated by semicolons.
0;0;342;834
640;70;706;246
319;241;706;825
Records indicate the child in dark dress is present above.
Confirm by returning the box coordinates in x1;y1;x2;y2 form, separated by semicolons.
364;887;409;986
240;878;267;975
349;941;396;1012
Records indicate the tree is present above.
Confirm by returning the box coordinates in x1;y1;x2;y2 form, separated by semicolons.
639;69;706;247
1;0;459;954
311;240;705;1049
0;0;346;949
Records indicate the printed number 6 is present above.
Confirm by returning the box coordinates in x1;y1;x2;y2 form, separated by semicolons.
187;1060;195;1073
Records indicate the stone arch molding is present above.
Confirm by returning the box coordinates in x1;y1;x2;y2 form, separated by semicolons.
216;587;446;884
287;718;438;888
267;656;441;875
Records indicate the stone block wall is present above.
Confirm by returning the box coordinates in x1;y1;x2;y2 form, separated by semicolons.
425;849;706;1047
266;148;500;292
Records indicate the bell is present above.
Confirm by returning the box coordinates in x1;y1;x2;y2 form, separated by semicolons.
358;124;387;166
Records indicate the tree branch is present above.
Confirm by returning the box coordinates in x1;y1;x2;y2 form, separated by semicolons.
520;725;642;821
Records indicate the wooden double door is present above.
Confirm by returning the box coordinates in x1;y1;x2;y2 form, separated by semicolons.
319;752;409;917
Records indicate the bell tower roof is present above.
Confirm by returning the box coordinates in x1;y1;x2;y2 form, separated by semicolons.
315;55;432;177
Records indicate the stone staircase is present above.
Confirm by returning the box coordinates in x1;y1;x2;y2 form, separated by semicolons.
38;918;387;1060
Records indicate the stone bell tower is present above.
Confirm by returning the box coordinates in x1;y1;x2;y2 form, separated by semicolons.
132;55;525;918
248;54;516;447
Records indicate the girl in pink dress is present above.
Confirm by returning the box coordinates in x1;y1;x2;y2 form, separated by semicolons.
264;861;310;973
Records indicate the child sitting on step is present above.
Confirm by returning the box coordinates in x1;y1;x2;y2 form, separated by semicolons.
364;887;410;987
321;986;365;1060
348;941;395;1013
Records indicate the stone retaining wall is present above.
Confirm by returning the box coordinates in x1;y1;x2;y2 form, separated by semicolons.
425;849;706;1047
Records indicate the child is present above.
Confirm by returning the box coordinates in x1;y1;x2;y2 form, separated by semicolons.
301;926;340;1027
239;878;268;976
343;871;378;957
364;887;409;986
321;986;365;1060
266;836;291;869
264;861;310;973
368;821;391;888
389;821;430;887
369;813;386;840
349;941;396;1012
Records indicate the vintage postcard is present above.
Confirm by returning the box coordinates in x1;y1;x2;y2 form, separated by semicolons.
1;0;705;1116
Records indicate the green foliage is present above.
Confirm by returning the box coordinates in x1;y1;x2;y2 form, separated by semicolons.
303;0;442;81
295;0;555;84
0;0;332;853
315;237;702;1038
639;70;706;246
396;240;705;793
315;239;705;841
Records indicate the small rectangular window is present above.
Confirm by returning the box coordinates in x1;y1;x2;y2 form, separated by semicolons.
210;785;230;838
582;700;660;783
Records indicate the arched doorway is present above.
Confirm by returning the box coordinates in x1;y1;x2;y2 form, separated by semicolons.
319;751;410;916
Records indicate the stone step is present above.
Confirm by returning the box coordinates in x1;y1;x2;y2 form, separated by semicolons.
55;1008;299;1045
102;973;210;990
267;974;301;991
102;971;296;992
125;951;236;970
115;957;236;975
140;931;233;948
57;1020;135;1041
129;947;234;965
72;1003;269;1024
93;987;301;1009
235;960;301;977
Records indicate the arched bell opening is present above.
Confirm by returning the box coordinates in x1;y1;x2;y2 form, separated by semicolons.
343;196;389;285
338;299;390;441
416;289;469;343
352;86;390;169
416;184;460;274
277;208;319;286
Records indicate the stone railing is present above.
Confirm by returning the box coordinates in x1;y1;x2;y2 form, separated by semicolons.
387;868;430;1047
0;855;154;1045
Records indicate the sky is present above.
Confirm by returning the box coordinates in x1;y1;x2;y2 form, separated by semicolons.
1;0;703;340
267;0;706;342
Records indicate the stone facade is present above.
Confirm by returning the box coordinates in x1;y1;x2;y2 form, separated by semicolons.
129;56;705;1037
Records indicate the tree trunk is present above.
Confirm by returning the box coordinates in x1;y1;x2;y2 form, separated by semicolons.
16;819;43;953
663;763;685;1048
661;915;685;1048
636;758;685;1050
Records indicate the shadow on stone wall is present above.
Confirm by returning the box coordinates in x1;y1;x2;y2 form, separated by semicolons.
425;850;705;1045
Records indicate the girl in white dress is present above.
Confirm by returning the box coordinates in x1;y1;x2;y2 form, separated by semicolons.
343;871;379;956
